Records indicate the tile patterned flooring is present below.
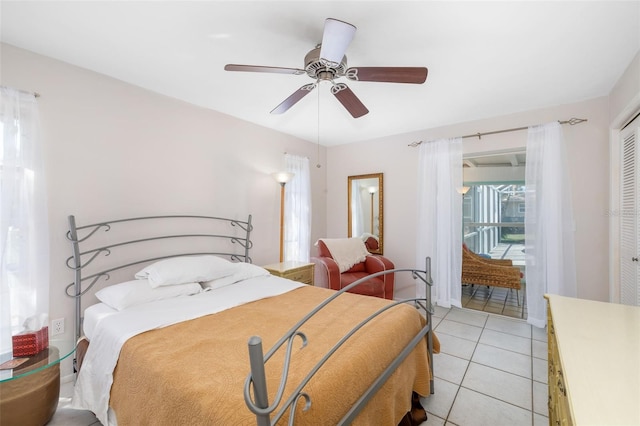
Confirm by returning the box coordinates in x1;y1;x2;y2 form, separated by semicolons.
419;306;548;426
51;306;548;426
461;284;527;320
50;389;100;425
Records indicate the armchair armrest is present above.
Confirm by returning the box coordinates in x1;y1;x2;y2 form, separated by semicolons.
365;255;394;272
364;255;395;300
311;256;341;290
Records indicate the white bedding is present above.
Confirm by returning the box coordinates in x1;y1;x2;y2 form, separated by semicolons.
72;275;305;426
83;302;117;340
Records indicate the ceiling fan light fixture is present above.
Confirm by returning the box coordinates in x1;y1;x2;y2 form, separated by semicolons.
319;18;356;65
304;47;347;79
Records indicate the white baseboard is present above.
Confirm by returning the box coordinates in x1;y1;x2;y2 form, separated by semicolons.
61;373;75;384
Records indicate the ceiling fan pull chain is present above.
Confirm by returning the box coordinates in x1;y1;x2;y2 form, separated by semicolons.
316;83;322;168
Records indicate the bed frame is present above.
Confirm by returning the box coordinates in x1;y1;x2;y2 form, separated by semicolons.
65;213;434;425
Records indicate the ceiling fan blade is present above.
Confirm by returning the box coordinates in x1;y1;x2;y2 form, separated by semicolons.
331;83;369;118
270;83;316;114
345;67;428;84
319;18;356;65
224;64;305;75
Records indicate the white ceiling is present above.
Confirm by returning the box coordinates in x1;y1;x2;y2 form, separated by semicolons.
464;152;526;168
1;1;639;146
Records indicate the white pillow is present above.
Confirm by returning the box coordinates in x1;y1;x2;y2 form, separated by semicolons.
202;263;271;290
134;255;237;288
95;279;202;311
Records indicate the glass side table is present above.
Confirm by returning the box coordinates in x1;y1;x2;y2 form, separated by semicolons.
0;339;76;426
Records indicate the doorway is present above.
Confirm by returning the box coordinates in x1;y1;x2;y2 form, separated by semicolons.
462;152;526;319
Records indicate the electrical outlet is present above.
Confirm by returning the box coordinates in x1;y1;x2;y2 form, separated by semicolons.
51;318;64;336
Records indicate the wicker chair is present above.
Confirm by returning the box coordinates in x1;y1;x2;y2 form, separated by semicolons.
461;244;522;302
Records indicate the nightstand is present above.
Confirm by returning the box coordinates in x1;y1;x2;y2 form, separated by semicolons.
0;339;76;426
263;261;315;285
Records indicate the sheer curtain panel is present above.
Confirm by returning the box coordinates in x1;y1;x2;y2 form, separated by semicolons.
525;122;577;328
351;180;365;238
0;87;50;362
284;154;311;263
416;138;463;308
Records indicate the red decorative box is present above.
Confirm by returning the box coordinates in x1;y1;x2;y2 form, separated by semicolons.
12;326;49;357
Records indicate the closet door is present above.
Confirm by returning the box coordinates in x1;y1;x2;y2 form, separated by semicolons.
620;115;640;306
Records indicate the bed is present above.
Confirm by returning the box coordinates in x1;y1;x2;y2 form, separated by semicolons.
65;214;438;425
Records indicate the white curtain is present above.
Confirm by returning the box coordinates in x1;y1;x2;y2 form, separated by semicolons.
284;154;311;262
416;138;463;307
351;181;364;237
0;87;49;362
525;122;577;328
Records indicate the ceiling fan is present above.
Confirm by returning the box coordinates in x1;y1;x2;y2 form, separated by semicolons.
224;18;428;118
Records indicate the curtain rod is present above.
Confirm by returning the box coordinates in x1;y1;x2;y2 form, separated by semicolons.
0;85;40;98
408;117;587;147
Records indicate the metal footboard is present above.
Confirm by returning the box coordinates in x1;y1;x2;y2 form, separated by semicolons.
245;257;435;425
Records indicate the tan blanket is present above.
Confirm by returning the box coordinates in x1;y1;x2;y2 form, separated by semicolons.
110;286;440;425
318;238;370;272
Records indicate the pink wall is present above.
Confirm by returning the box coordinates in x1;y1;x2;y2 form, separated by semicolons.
324;97;611;302
610;50;640;125
1;44;328;357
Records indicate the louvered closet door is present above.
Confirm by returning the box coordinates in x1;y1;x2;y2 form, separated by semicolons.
620;115;640;306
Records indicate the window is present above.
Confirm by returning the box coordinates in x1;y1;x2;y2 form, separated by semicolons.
0;88;49;362
283;154;311;263
462;184;525;264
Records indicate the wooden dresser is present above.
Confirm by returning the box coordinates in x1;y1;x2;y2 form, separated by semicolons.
263;261;314;285
545;294;640;426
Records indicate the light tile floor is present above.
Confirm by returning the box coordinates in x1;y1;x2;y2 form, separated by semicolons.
50;384;100;426
419;306;548;426
461;284;527;320
50;307;548;426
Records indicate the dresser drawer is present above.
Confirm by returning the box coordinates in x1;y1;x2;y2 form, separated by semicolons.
281;267;313;284
547;300;574;426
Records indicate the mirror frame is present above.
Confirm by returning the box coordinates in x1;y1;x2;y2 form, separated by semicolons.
347;173;383;255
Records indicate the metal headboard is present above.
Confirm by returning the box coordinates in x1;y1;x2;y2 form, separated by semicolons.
65;214;253;343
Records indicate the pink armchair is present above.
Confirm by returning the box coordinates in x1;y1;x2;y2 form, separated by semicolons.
311;239;395;300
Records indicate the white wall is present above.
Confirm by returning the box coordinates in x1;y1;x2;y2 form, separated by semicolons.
610;50;640;125
325;97;611;302
1;43;327;375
